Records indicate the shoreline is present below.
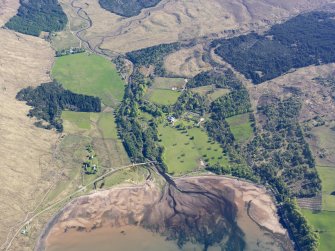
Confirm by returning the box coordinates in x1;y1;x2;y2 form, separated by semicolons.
35;175;293;251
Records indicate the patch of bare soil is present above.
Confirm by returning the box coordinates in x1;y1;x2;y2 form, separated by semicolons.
0;0;19;26
37;176;293;251
0;29;58;250
63;0;333;53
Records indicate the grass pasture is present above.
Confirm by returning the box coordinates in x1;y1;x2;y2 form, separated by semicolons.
62;111;91;130
191;85;230;101
226;113;253;144
47;134;92;202
51;28;80;51
99;167;149;188
147;89;181;105
317;165;335;211
52;53;125;107
191;85;213;96
98;112;118;139
145;77;185;105
153;77;185;89
209;88;230;100
61;109;129;169
302;123;335;251
311;123;335;166
302;210;335;251
158;123;229;175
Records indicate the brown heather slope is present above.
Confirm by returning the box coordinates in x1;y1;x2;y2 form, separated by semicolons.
248;63;335;123
164;44;212;77
62;0;332;53
0;0;19;25
0;26;58;249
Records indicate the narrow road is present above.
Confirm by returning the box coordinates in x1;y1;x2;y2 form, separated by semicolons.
1;161;156;251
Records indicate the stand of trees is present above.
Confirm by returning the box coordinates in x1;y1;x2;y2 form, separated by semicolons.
116;69;165;171
16;82;101;132
205;101;256;181
99;0;161;17
245;97;320;250
187;69;243;90
173;91;208;117
210;89;251;120
247;97;320;197
126;43;180;76
119;39;320;250
5;0;67;36
212;12;335;83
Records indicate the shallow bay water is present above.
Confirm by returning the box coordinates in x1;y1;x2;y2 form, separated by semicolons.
45;218;283;251
40;177;293;251
46;226;214;251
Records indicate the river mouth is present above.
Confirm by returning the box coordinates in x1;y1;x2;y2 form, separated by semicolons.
37;176;293;251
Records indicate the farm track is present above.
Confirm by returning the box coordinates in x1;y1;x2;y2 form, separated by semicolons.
1;162;156;251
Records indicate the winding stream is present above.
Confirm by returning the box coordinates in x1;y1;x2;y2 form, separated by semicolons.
36;176;293;251
48;4;295;251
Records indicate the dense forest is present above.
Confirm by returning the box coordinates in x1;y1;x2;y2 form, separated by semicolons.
16;82;101;132
212;12;335;83
99;0;161;17
5;0;67;36
126;43;180;76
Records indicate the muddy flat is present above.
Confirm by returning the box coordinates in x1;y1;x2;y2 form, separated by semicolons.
37;176;293;251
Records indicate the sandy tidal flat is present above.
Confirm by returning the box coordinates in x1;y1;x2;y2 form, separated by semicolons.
38;176;293;251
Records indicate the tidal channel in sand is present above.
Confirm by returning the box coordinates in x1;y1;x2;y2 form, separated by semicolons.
38;176;294;251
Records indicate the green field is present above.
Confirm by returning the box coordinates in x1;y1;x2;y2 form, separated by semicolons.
317;165;335;210
302;210;335;251
52;53;125;107
61;110;130;168
302;124;335;251
46;134;92;202
147;89;181;105
191;85;214;96
191;85;230;101
208;88;230;100
158;123;229;175
98;112;119;140
62;111;91;130
153;77;185;89
226;113;253;144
